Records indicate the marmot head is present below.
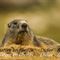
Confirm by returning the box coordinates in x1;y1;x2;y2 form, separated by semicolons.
7;19;33;45
8;19;31;34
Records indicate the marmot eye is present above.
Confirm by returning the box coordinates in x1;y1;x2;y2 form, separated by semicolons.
8;24;11;28
13;22;17;25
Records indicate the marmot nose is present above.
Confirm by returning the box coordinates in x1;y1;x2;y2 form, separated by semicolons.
21;23;27;28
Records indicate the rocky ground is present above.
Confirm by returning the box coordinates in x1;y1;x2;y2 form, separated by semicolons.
0;44;60;60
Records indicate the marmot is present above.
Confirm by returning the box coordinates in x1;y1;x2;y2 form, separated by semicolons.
0;19;59;50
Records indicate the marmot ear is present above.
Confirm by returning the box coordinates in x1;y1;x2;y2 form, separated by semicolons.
8;23;11;28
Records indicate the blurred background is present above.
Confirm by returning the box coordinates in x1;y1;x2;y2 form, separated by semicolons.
0;0;60;43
